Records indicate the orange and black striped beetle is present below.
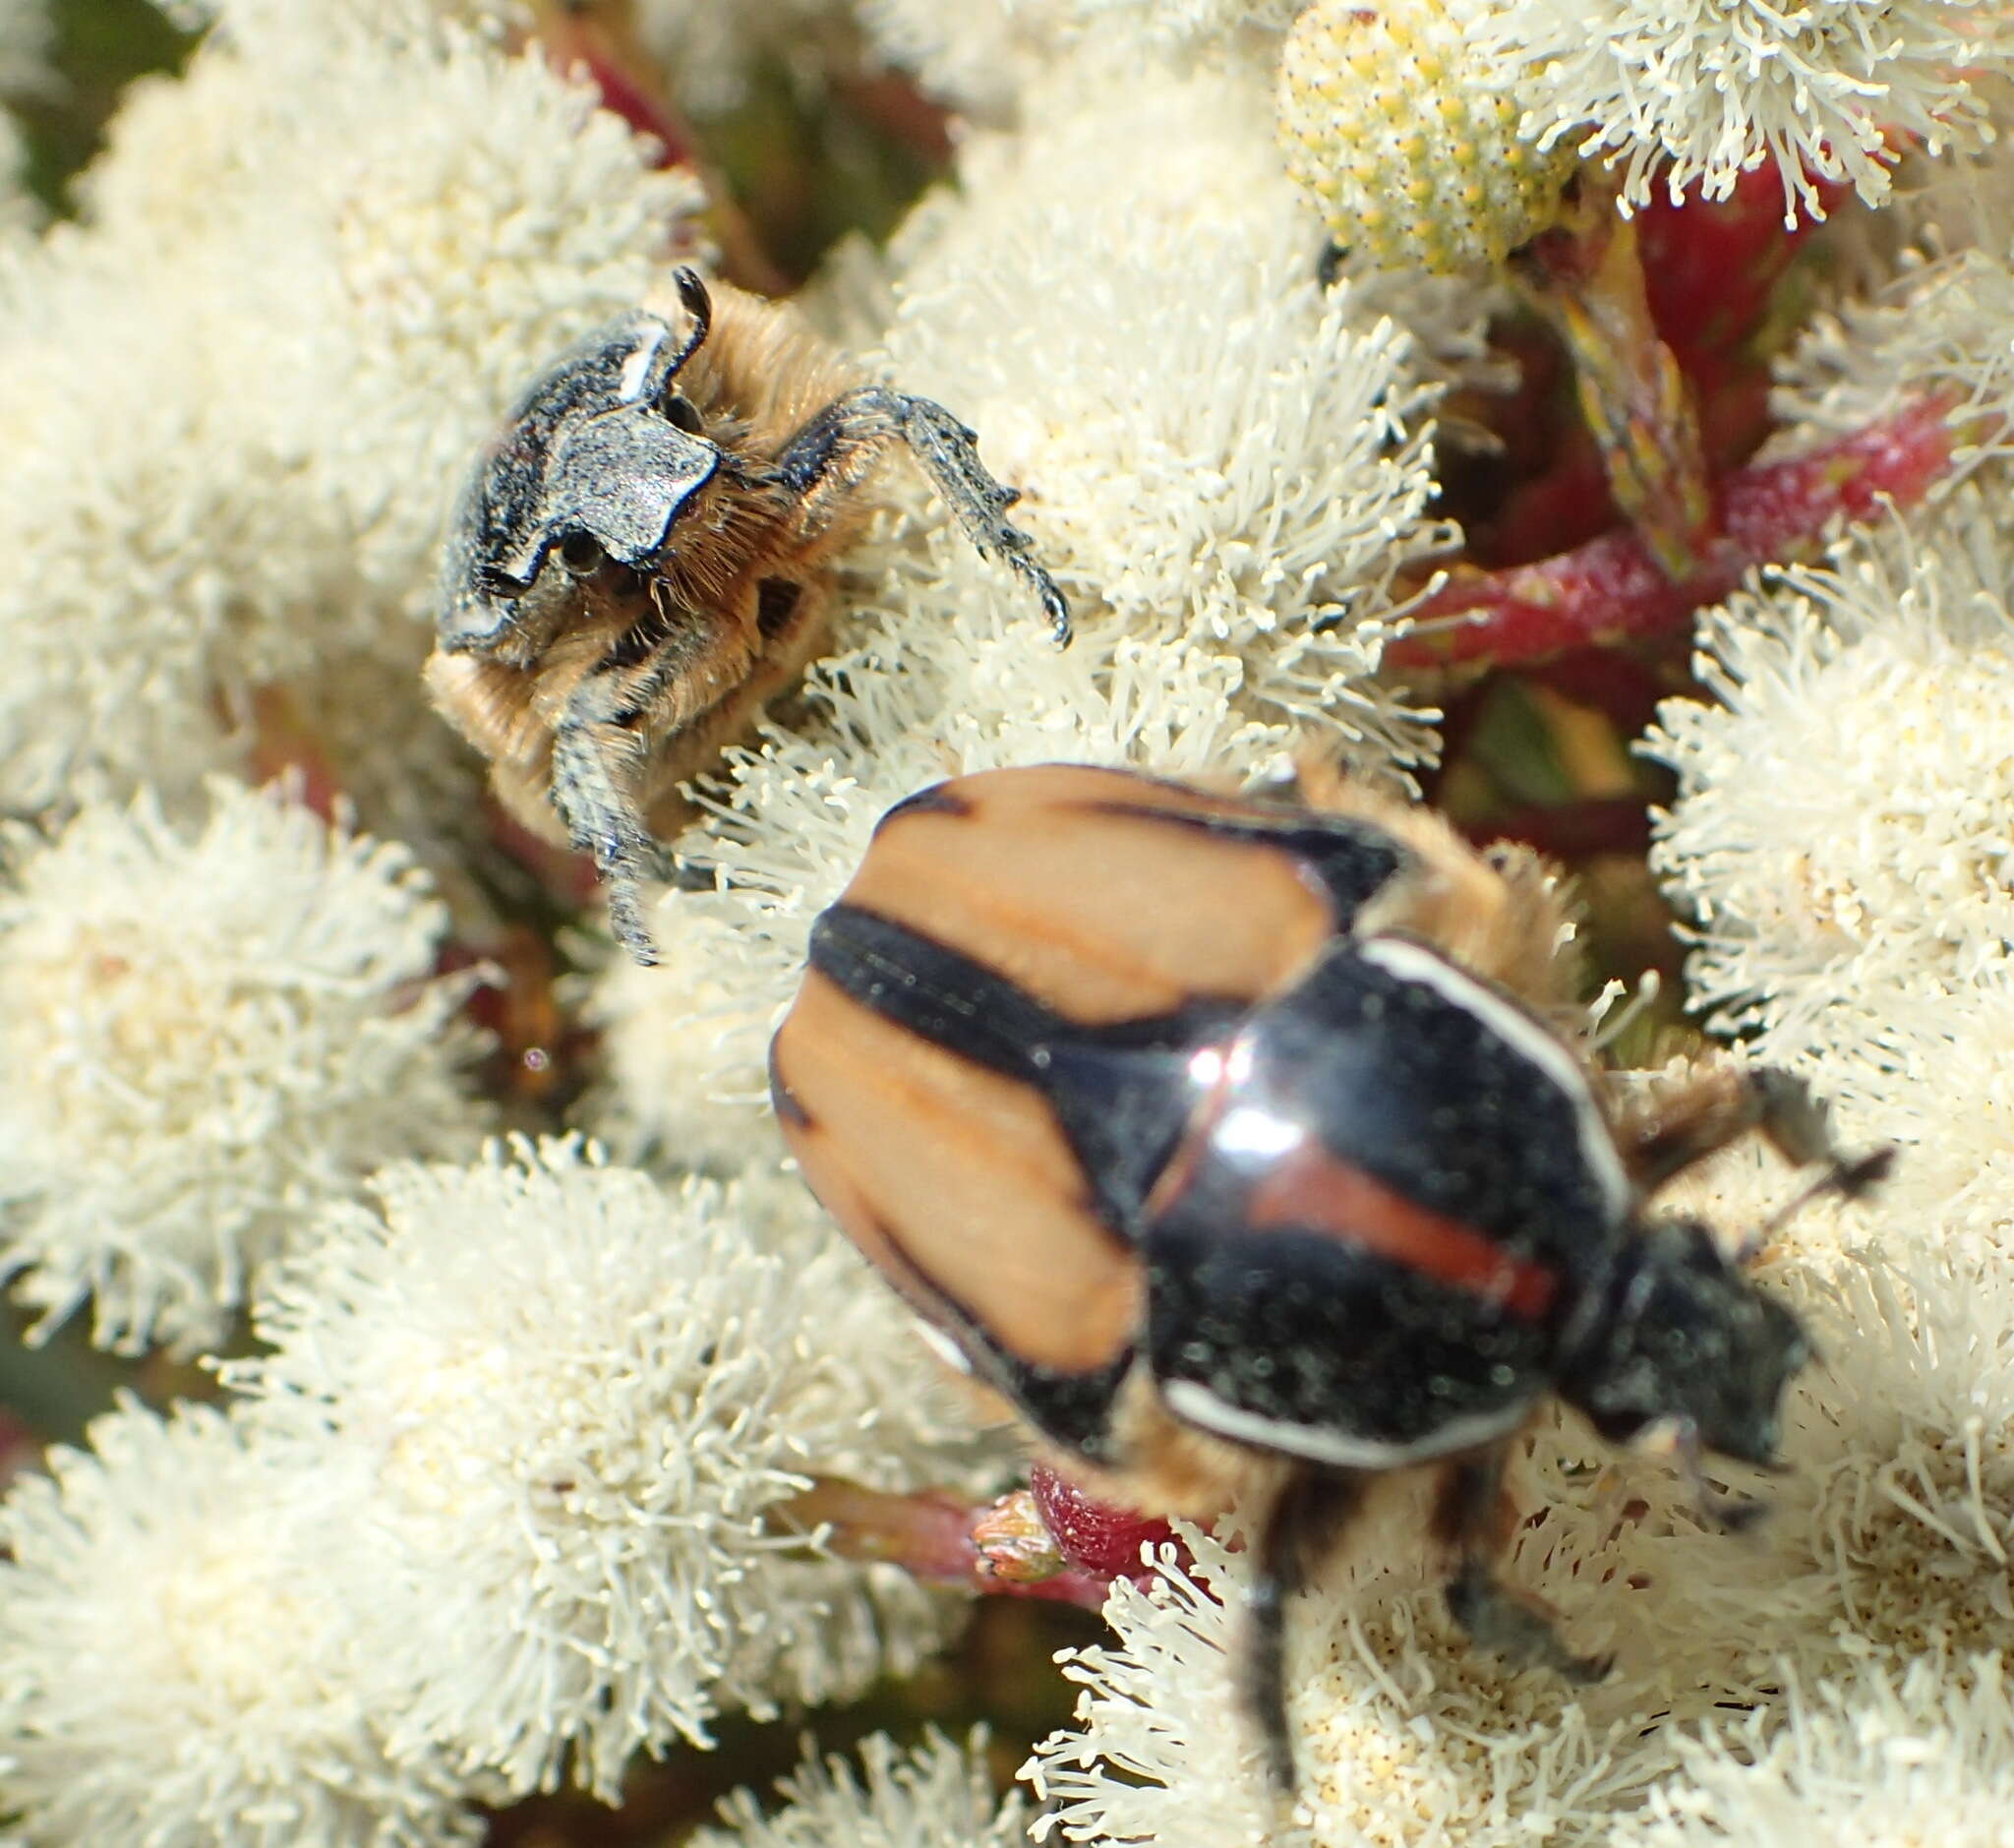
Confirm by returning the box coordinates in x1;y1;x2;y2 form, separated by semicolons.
768;762;1889;1790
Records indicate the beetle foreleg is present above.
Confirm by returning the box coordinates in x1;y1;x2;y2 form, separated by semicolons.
549;697;665;965
1434;1453;1611;1685
773;386;1072;644
1246;1467;1364;1795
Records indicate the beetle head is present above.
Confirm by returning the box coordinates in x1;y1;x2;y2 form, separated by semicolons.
438;268;721;651
1558;1216;1810;1468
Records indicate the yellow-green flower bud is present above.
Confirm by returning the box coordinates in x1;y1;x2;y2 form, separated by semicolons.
1277;0;1575;274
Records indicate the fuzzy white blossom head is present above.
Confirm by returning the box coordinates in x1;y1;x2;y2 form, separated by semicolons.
1475;0;2014;222
698;1730;1030;1848
1027;1520;1684;1846
0;1398;481;1848
1646;503;2014;1222
0;778;489;1356
1768;1248;2014;1674
1773;237;2014;472
1615;1647;2014;1847
227;1137;980;1802
0;3;697;830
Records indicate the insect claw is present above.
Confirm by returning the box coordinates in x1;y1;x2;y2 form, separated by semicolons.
1446;1561;1604;1685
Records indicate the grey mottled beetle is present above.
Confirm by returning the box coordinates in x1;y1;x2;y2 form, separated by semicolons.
429;267;1070;963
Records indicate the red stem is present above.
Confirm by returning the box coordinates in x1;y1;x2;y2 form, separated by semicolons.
1392;397;1958;672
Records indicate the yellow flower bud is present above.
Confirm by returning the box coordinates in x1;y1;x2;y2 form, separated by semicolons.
1277;0;1575;274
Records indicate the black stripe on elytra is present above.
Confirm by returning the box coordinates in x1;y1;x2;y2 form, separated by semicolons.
872;781;974;830
1079;800;1406;930
807;902;1243;1233
863;1203;1133;1461
767;1038;811;1129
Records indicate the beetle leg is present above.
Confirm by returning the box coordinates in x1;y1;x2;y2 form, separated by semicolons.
772;386;1072;644
1246;1466;1364;1794
549;712;662;963
1624;1062;1881;1202
1434;1451;1611;1685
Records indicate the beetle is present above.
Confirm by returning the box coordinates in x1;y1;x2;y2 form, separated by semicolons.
428;267;1069;964
768;762;1889;1789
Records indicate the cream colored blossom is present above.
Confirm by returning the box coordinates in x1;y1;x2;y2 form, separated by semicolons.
698;1731;1030;1848
228;1138;980;1802
1278;0;1574;274
1647;506;2014;1097
1773;238;2014;474
1615;1647;2014;1847
1022;1497;1779;1848
0;779;489;1356
1477;0;2014;222
0;4;697;829
0;1399;481;1848
1768;1248;2014;1676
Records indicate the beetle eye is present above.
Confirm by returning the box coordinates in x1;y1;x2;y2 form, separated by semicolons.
557;530;605;573
663;391;705;436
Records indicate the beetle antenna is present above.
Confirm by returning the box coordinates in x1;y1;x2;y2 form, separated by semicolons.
661;266;714;375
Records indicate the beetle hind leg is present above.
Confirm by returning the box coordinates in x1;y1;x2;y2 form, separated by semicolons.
1434;1451;1611;1685
1246;1467;1364;1795
1620;1059;1886;1209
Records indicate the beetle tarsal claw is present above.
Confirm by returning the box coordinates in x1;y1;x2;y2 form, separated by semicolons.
886;391;1074;647
1445;1562;1610;1684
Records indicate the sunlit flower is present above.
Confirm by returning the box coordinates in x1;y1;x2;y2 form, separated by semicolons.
1477;0;2014;221
0;3;698;829
1022;1504;1758;1848
0;1398;481;1848
0;779;489;1355
697;1730;1030;1848
1615;1646;2014;1848
228;1137;980;1802
1278;0;1574;273
1646;504;2014;1100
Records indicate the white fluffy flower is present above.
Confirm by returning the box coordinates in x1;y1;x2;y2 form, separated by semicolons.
1616;1647;2014;1847
1647;506;2014;1100
698;1730;1030;1848
0;778;489;1356
873;54;1447;691
1023;1503;1758;1848
1772;239;2014;470
579;904;790;1168
0;5;697;826
0;1398;481;1848
1478;0;2014;221
227;1137;979;1802
1768;1248;2014;1675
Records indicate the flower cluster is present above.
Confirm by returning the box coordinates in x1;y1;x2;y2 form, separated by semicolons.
2;0;2014;1842
0;1140;980;1841
0;779;489;1355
